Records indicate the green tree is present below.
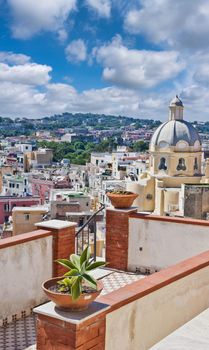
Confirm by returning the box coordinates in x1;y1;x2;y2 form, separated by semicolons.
132;141;149;152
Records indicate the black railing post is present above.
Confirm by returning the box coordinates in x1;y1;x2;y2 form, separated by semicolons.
75;203;105;261
93;216;97;261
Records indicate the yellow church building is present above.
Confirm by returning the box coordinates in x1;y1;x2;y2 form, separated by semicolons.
127;96;209;218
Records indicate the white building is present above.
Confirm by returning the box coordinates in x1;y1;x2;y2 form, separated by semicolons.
90;153;112;167
2;174;31;196
61;133;76;142
16;143;33;153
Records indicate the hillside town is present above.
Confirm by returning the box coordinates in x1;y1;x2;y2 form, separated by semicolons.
3;1;209;349
0;96;209;242
2;95;209;350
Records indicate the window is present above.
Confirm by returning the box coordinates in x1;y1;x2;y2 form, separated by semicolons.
194;141;200;150
25;214;30;221
177;158;186;171
158;157;167;171
194;157;198;171
146;194;153;200
4;204;9;212
16;184;19;188
176;141;188;150
159;141;169;149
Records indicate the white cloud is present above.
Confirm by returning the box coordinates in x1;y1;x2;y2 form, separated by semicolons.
0;74;208;121
0;52;163;119
0;49;208;121
0;81;145;118
57;29;68;43
124;0;209;50
94;36;185;89
0;52;31;65
190;52;209;86
85;0;111;17
0;62;51;85
8;0;76;39
65;39;87;63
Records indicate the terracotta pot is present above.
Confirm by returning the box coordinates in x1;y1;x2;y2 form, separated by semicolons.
42;277;103;311
106;192;138;209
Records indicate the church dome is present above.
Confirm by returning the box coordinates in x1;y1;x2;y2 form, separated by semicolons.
150;119;201;148
150;96;201;149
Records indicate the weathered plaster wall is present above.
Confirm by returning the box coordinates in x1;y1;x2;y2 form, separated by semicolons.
128;217;209;271
184;185;209;219
0;235;52;321
105;265;209;350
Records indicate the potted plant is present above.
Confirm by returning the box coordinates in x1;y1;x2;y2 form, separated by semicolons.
106;189;138;209
42;247;106;311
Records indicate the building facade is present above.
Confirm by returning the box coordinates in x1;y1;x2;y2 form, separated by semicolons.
127;96;209;217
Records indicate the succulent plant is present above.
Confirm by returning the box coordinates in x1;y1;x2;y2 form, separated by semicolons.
56;247;106;300
107;189;134;195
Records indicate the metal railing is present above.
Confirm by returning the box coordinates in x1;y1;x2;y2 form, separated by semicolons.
75;203;105;261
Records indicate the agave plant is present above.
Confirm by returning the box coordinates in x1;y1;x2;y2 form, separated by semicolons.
108;189;133;195
56;246;106;300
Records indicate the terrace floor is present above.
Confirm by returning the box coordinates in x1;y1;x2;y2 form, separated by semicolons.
150;307;209;350
0;268;145;350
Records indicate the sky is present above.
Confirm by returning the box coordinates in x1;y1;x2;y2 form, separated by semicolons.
0;0;209;121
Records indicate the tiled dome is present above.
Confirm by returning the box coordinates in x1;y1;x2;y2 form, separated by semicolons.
150;119;201;147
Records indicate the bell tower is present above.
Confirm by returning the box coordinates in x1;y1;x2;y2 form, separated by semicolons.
169;95;184;121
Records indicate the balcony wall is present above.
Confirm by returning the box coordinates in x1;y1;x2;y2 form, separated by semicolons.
0;230;53;324
103;251;209;350
128;214;209;272
35;248;209;350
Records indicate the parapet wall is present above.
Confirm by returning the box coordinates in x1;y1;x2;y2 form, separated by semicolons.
35;246;209;349
104;251;209;350
0;219;77;325
0;230;52;325
128;213;209;272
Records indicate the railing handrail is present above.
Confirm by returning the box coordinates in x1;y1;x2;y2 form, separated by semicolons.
75;203;105;237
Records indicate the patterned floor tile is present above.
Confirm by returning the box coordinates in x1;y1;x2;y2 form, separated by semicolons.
0;269;144;349
0;314;36;350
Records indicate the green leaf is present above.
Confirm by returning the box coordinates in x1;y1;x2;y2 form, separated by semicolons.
64;269;79;277
86;261;106;271
70;254;81;270
62;278;72;286
83;273;97;289
57;277;72;293
71;276;82;300
80;246;91;266
56;259;76;270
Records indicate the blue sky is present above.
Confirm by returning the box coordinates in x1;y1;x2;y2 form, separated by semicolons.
0;0;209;120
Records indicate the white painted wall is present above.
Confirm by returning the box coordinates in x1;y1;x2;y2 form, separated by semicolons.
128;218;209;271
0;235;52;321
106;265;209;350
